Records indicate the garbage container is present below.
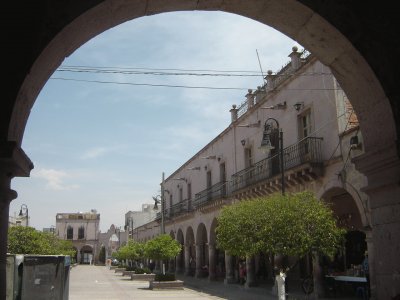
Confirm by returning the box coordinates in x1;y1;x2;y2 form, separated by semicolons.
20;255;70;300
6;254;24;300
62;256;71;300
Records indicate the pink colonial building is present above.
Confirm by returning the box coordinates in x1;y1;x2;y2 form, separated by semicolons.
134;47;372;296
55;209;100;264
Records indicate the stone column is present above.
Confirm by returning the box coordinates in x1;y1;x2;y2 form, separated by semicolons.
245;256;257;288
0;142;33;300
353;144;400;299
176;248;183;273
195;243;202;278
224;251;235;284
265;70;276;91
208;244;216;281
230;105;238;123
288;46;301;71
170;257;175;273
184;244;190;275
246;89;254;109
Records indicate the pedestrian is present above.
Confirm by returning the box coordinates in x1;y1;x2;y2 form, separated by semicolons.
149;260;155;273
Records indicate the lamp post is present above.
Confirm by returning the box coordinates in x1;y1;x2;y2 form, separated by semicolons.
125;216;134;240
259;118;285;195
153;172;165;234
18;204;29;226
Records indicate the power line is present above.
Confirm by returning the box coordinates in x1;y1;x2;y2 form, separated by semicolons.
57;65;332;77
50;77;250;91
50;77;343;91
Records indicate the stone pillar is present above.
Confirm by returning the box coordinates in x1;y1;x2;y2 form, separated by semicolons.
230;105;238;123
288;46;302;71
246;89;254;109
265;70;276;91
311;252;324;299
364;228;374;298
168;257;175;273
195;243;201;278
184;244;190;275
224;251;235;284
245;256;257;288
353;144;400;299
176;248;183;273
208;244;216;281
0;142;33;300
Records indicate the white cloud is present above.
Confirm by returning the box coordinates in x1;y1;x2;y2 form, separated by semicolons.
33;168;79;190
80;146;109;159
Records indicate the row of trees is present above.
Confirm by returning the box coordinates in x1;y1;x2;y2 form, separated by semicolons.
112;234;181;267
216;191;345;298
8;226;76;257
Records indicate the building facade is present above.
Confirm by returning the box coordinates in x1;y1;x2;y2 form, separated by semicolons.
134;47;372;295
98;224;127;261
125;203;160;241
55;209;100;264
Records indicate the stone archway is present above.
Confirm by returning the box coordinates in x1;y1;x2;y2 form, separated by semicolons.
2;2;399;298
321;187;372;297
176;229;185;273
195;223;208;278
80;245;94;264
209;218;224;280
185;226;195;276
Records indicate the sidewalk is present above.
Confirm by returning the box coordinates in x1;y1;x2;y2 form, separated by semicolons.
176;274;308;300
69;265;351;300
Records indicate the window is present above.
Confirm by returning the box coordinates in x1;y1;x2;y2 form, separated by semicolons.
298;109;313;156
244;147;253;168
179;188;183;202
299;109;312;139
207;171;212;188
220;163;226;196
78;226;85;239
67;226;73;240
187;183;192;200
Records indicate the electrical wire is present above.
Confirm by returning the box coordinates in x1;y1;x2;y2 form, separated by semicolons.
50;77;250;91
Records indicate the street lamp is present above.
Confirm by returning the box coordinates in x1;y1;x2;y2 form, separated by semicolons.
259;118;285;195
125;217;134;240
153;172;165;234
18;204;29;226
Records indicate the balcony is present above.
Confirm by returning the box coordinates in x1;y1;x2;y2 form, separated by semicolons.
231;137;323;193
194;181;228;208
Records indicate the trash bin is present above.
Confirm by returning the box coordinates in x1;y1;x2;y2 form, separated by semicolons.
6;254;24;300
20;255;70;300
62;256;71;300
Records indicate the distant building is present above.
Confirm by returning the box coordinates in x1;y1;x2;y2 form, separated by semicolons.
125;203;159;240
42;227;55;234
8;213;29;227
98;224;127;260
55;209;100;264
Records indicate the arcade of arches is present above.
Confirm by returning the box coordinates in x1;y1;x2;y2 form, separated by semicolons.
2;1;399;299
140;190;372;295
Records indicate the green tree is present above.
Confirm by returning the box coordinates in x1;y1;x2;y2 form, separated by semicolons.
216;191;345;297
217;191;344;261
117;240;145;262
144;234;181;262
99;246;106;264
8;226;76;257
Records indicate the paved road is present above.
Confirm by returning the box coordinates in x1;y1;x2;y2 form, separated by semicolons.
68;265;280;300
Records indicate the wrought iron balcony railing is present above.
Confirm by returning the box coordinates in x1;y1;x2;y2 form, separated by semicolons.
194;181;228;208
231;136;323;192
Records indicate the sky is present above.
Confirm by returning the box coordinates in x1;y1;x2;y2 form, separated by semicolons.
10;11;299;232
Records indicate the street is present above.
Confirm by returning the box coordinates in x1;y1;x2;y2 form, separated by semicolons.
68;265;278;300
